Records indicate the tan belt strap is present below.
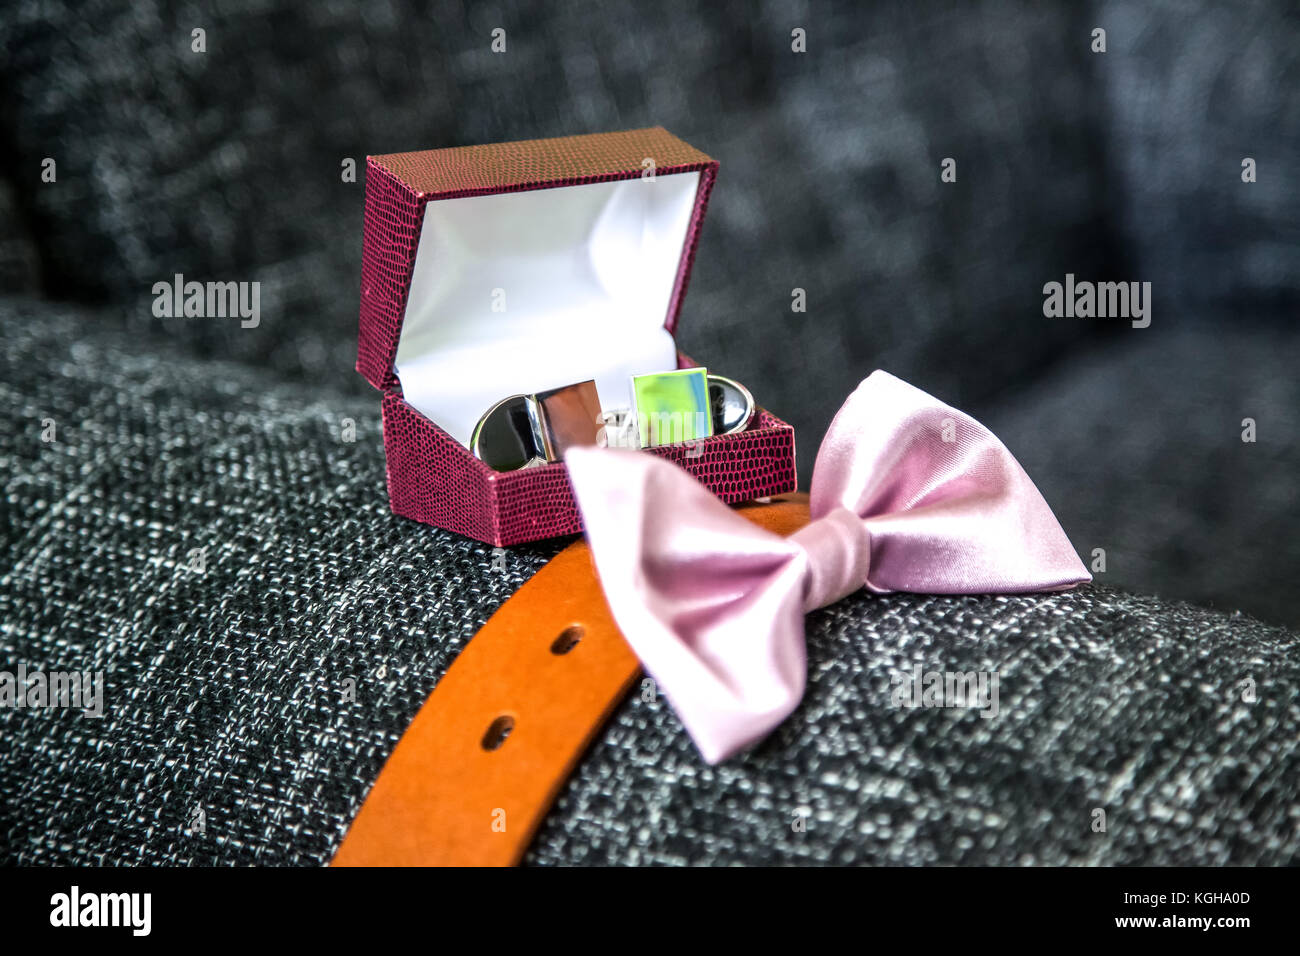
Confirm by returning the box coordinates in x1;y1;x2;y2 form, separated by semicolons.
332;493;811;866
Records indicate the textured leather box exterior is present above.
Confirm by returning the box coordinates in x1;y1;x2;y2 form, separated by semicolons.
356;127;797;545
381;385;797;547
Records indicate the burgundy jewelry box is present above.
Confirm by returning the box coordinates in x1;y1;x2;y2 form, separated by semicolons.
356;127;796;546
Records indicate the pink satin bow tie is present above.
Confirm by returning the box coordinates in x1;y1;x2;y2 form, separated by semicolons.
564;370;1090;763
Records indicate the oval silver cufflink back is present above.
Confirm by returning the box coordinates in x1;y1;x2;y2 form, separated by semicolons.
708;374;755;435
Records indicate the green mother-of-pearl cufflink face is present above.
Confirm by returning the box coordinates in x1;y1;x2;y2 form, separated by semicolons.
471;380;603;472
631;367;713;448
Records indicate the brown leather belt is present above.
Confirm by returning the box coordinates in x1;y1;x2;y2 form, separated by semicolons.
332;492;811;866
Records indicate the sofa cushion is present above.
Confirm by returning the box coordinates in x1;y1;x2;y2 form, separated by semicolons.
0;1;1112;442
1095;0;1300;323
2;299;1295;865
987;324;1300;628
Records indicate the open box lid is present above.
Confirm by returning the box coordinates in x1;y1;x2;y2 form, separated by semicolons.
356;127;719;445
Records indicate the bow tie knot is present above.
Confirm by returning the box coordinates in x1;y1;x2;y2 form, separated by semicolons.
790;508;872;613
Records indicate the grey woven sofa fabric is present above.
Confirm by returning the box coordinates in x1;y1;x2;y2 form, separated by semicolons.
3;299;1297;866
528;585;1300;866
0;299;564;866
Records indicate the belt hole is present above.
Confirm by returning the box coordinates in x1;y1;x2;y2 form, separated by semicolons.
481;715;514;751
550;624;584;655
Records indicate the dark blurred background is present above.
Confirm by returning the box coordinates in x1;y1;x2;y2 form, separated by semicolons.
1;0;1296;624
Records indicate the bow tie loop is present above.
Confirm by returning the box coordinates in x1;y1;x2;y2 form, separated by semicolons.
790;508;872;612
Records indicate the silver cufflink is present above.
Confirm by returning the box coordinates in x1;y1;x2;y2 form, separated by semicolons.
470;380;604;472
627;369;756;449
